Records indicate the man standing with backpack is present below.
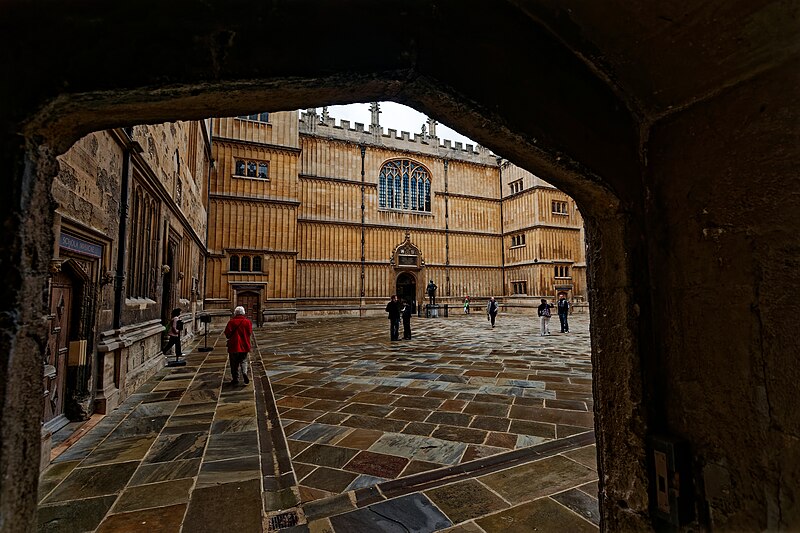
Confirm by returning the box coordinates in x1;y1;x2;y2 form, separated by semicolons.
537;298;554;336
162;308;184;360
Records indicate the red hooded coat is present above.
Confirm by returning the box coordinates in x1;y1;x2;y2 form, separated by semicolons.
224;315;253;353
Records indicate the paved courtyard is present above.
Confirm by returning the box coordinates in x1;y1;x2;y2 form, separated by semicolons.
37;312;599;532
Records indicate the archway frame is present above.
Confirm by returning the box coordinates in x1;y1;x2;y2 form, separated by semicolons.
0;3;652;530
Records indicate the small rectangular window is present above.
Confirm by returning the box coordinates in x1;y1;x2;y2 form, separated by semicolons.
511;281;527;294
258;162;269;179
235;160;246;176
509;179;523;194
259;112;270;122
241;256;251;271
252;256;262;272
552;200;568;215
247;162;257;178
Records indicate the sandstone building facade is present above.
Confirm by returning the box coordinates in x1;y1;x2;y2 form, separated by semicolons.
205;107;586;323
44;122;211;459
43;107;584;462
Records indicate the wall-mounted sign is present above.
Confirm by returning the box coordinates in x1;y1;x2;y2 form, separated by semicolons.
60;233;103;258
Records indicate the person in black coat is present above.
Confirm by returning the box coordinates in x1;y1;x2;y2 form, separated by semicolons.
557;294;571;333
401;299;413;339
385;295;401;341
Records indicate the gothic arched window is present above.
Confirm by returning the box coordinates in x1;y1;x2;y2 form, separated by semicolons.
378;160;431;212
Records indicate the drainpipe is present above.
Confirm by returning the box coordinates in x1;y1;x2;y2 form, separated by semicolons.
444;159;450;296
497;157;506;296
203;119;213;320
113;144;132;329
359;145;366;315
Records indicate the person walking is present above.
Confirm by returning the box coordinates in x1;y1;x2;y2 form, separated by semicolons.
463;295;470;314
557;294;571;333
486;297;499;328
401;299;413;340
537;298;554;336
385;295;401;341
162;308;184;360
224;306;253;385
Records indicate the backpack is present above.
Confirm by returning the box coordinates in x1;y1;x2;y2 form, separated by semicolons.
175;318;184;331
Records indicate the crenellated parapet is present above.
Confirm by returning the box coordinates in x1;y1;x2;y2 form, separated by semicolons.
299;109;498;166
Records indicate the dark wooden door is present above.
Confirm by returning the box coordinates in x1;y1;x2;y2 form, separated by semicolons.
396;273;417;313
44;272;72;427
238;292;259;326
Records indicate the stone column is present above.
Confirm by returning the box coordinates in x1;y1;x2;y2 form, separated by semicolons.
0;136;59;532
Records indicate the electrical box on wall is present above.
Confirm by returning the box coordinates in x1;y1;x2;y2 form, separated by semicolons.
651;436;694;527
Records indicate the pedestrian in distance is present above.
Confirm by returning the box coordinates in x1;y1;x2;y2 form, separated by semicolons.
401;299;413;340
162;308;184;359
224;306;253;385
463;295;470;314
557;294;571;333
487;296;499;328
538;298;554;336
386;294;401;341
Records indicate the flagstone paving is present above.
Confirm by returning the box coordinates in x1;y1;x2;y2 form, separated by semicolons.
37;313;599;532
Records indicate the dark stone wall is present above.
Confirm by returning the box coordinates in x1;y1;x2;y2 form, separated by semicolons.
646;58;800;529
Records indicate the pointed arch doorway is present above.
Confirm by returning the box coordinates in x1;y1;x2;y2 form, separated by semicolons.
395;272;417;314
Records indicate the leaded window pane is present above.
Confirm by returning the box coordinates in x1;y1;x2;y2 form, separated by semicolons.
252;256;262;272
241;256;251;271
424;180;431;211
230;255;239;271
259;112;270;122
379;173;387;207
394;176;401;208
402;173;409;209
386;173;394;208
258;162;268;179
410;177;417;210
247;162;257;177
235;160;246;176
418;180;424;210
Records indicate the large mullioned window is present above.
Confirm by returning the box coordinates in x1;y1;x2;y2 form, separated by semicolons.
378;160;431;212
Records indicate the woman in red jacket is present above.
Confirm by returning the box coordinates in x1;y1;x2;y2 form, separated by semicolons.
224;306;253;385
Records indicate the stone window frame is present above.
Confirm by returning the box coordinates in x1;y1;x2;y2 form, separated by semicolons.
552;200;569;215
510;233;526;247
511;280;528;294
509;179;523;194
126;179;160;299
228;253;264;273
233;158;269;180
378;158;432;213
554;265;571;278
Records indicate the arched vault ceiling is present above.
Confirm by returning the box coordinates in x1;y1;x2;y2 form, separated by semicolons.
508;0;800;118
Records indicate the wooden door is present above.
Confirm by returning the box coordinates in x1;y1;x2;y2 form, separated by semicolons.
43;272;72;427
238;292;260;326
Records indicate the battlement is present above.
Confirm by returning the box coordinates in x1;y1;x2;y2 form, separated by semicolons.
299;110;497;166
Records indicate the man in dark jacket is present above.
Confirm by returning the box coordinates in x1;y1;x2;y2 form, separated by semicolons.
385;295;401;341
557;294;571;333
401;299;413;340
